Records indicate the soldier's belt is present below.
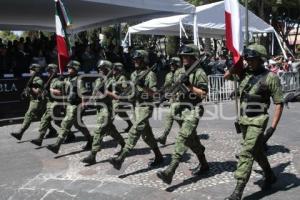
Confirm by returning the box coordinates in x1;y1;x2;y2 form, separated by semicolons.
240;106;267;117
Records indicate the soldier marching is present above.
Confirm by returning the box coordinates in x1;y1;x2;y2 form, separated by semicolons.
10;43;284;199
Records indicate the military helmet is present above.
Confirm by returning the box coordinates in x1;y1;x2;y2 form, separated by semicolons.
113;62;124;71
170;57;181;67
46;63;58;72
67;60;81;71
97;59;112;70
132;50;149;64
179;44;200;58
244;44;268;59
29;63;42;73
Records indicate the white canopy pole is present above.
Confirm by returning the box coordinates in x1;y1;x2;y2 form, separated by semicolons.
180;19;189;39
193;13;198;46
271;32;274;55
179;18;183;41
123;31;129;46
129;32;132;46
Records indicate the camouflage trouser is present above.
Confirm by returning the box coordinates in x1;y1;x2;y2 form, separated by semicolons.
113;102;132;126
38;101;62;137
92;107;124;153
58;104;90;140
171;106;205;163
234;122;271;183
123;106;158;153
20;100;45;132
160;103;178;139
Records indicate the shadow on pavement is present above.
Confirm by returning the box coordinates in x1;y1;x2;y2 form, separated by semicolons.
266;145;290;156
198;134;209;140
166;160;237;192
244;162;300;200
118;154;173;178
54;149;87;159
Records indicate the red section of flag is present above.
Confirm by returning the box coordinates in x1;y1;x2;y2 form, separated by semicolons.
225;11;241;65
56;35;69;74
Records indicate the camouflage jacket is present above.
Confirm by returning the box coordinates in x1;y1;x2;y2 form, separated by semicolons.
239;66;283;126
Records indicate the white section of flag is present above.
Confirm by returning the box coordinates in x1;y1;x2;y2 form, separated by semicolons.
225;0;243;64
55;15;65;37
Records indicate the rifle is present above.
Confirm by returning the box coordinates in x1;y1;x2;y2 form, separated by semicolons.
21;72;37;100
119;64;157;98
40;72;57;100
157;54;210;104
86;69;113;106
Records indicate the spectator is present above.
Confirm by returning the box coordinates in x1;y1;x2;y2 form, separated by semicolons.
269;59;278;74
81;45;96;72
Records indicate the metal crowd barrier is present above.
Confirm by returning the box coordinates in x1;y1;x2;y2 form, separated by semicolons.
206;75;235;103
206;72;300;103
279;72;300;93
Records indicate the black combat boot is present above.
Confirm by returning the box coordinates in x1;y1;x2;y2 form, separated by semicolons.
82;136;93;151
64;133;76;143
10;129;25;141
30;133;45;146
81;151;97;165
45;127;58;139
156;135;167;145
109;150;128;170
148;147;164;167
261;168;277;190
191;154;209;176
47;137;64;154
156;159;179;184
224;181;246;200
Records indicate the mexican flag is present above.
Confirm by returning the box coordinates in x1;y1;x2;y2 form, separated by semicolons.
55;0;72;74
225;0;243;66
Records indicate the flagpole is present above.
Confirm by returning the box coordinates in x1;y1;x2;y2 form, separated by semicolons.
245;0;249;47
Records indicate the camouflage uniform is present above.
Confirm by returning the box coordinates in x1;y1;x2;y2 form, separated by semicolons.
109;50;163;170
11;64;46;140
111;63;133;132
30;64;64;146
47;60;92;154
157;44;209;184
81;60;125;165
157;57;181;145
225;44;283;200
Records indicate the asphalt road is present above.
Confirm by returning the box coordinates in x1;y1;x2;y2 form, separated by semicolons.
0;102;299;200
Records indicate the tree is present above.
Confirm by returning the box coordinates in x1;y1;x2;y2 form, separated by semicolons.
0;31;19;42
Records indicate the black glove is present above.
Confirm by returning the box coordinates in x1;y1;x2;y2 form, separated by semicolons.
263;127;275;144
42;90;49;97
180;74;191;86
21;88;31;99
137;79;145;88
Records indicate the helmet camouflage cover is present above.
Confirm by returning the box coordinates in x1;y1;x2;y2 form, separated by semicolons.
113;62;124;71
67;60;81;71
170;57;181;67
244;43;268;59
132;50;149;64
29;63;42;73
179;44;200;58
97;60;112;70
46;63;58;72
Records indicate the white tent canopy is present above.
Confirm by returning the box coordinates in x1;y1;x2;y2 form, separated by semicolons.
0;0;195;32
126;0;287;57
128;1;274;39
